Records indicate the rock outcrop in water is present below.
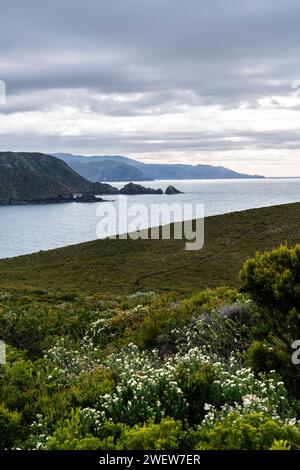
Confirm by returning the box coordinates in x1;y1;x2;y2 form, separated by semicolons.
165;185;183;195
119;182;164;195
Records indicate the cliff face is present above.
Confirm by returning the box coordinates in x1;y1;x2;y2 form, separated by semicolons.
0;152;117;203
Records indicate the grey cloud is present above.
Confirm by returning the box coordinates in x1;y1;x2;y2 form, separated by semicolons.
1;0;300;99
1;0;300;164
2;127;300;156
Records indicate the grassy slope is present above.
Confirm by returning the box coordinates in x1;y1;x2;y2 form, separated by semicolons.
0;202;299;295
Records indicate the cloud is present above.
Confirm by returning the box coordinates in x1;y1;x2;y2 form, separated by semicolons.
0;0;300;175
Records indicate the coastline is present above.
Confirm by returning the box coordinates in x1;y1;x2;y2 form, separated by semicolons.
0;201;299;294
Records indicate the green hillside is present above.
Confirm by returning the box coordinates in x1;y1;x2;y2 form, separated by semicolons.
0;202;299;295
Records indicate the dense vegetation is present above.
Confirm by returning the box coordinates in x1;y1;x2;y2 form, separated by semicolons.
0;241;300;450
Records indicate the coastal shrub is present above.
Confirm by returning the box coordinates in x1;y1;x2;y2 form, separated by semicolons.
32;390;73;428
0;306;51;356
99;345;291;427
35;408;104;450
44;338;102;385
175;350;290;418
177;363;222;424
117;418;182;450
101;345;187;424
245;340;300;399
181;287;238;316
269;439;291;450
0;359;42;412
0;404;23;449
106;306;150;341
123;291;156;309
45;414;182;450
135;307;184;350
0;301;99;356
241;244;300;313
246;340;290;375
172;295;255;357
44;409;83;450
69;368;116;408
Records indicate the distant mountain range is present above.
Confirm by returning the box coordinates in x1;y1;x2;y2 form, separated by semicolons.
0;152;117;204
53;153;265;182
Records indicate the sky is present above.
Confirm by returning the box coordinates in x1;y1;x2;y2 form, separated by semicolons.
1;0;300;176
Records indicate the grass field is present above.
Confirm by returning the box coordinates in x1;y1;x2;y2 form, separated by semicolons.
0;202;299;295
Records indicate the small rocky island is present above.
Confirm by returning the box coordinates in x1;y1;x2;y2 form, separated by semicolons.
72;193;106;203
165;185;184;195
119;182;164;195
118;182;183;195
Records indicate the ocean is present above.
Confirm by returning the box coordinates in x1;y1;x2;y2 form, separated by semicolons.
0;178;299;259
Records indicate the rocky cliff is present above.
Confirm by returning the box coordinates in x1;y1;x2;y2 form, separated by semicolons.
0;152;118;204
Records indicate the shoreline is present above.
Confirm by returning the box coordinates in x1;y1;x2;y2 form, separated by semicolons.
0;200;299;261
0;201;299;295
0;197;107;206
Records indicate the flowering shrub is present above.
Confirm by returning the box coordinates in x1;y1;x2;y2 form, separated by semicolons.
125;291;156;307
1;258;300;451
82;317;112;347
101;344;187;424
173;301;254;357
44;339;101;385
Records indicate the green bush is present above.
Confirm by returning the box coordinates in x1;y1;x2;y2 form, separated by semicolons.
0;301;98;356
123;291;156;309
70;368;116;407
119;418;182;450
181;287;238;315
196;412;300;450
246;340;290;375
241;244;300;313
245;340;300;399
0;359;42;412
177;364;222;424
46;416;182;450
0;404;23;449
136;287;238;351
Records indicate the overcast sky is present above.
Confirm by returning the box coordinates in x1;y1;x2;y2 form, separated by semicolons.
1;0;300;176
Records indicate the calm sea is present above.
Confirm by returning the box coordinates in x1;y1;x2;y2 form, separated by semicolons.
0;178;299;259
